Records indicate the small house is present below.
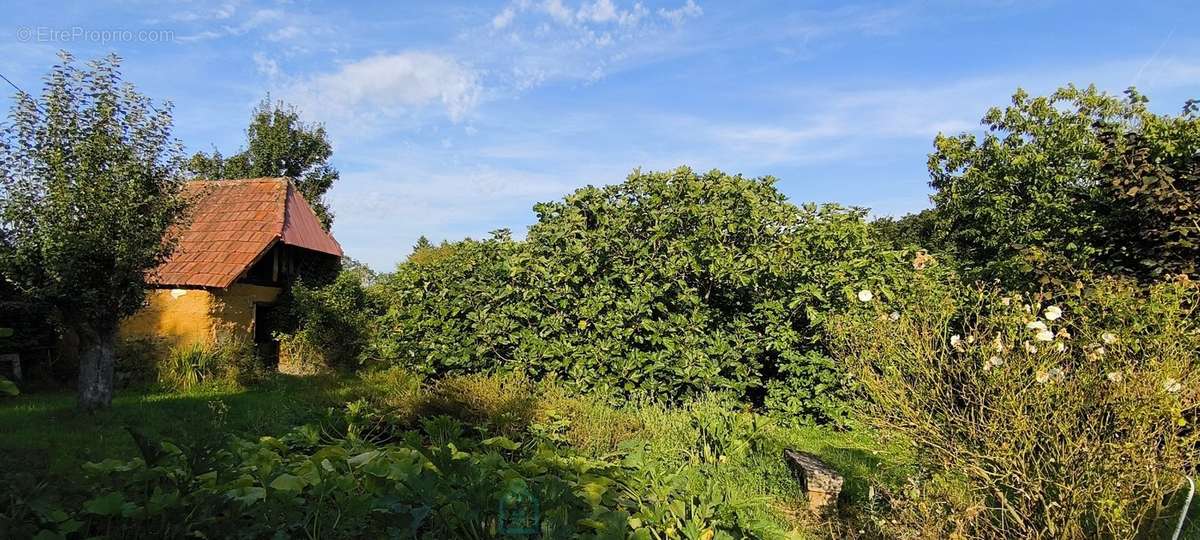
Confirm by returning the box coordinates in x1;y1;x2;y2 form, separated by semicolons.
119;178;342;362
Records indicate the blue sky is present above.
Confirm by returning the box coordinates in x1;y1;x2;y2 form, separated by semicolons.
2;1;1197;270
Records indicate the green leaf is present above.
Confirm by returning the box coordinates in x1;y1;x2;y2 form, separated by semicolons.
482;436;519;451
348;450;381;467
269;473;306;493
83;492;126;516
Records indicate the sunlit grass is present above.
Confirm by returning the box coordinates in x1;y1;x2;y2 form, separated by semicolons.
0;374;364;478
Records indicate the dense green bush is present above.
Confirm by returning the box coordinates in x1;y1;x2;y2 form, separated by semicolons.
275;270;377;370
832;271;1199;538
372;168;918;421
373;232;519;374
927;85;1200;286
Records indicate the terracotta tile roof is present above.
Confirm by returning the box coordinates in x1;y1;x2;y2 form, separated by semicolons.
149;178;343;289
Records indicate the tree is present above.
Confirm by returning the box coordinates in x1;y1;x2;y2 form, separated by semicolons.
412;235;434;253
187;97;338;229
1096;95;1200;279
927;85;1199;285
870;208;944;250
0;52;188;410
340;256;378;287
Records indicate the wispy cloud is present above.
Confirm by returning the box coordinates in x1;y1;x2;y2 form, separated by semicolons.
658;0;702;25
285;52;481;133
476;0;703;91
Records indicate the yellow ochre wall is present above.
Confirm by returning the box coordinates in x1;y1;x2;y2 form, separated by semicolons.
118;284;281;349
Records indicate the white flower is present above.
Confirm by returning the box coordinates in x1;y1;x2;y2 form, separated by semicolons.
857;289;873;302
1086;345;1106;360
1001;297;1012;307
1043;305;1062;321
1054;342;1067;353
889;311;900;321
1024;342;1039;354
1049;367;1065;381
1035;369;1051;383
1106;371;1123;383
992;335;1006;352
983;356;1005;371
950;334;963;351
1101;332;1118;345
1034;329;1055;342
1163;378;1182;393
1026;320;1048;331
966;335;977;344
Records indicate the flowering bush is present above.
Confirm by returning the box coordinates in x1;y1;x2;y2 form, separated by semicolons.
832;272;1199;538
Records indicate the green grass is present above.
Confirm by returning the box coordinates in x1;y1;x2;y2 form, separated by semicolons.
1;372;912;537
0;374;365;478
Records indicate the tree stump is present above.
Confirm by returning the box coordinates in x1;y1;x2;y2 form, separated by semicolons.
784;449;843;514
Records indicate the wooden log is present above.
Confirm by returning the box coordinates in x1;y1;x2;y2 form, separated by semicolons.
784;448;844;514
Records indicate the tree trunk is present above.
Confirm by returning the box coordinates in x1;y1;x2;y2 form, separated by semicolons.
77;324;116;412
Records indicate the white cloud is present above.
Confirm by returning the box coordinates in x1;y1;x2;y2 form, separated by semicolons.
492;5;517;29
477;0;700;91
577;0;618;23
267;25;304;42
289;52;481;130
543;0;574;23
658;0;702;25
252;52;280;79
176;8;285;42
171;0;242;22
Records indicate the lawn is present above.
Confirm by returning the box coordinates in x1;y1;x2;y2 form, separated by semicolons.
0;375;365;478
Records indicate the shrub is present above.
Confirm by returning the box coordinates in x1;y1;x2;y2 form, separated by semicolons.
831;272;1200;538
371;232;519;374
374;168;915;422
158;337;260;392
275;270;375;370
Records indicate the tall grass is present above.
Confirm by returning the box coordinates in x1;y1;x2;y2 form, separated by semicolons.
158;337;262;392
348;368;910;537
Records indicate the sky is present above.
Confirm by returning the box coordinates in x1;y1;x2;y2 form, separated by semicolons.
1;1;1198;270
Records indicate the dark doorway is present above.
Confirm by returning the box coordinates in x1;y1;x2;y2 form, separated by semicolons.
253;303;280;368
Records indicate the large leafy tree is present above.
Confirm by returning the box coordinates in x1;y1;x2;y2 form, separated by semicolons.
0;52;189;410
374;168;917;422
928;85;1200;285
187;97;338;229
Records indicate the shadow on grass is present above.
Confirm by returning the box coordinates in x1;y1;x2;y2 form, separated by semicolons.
0;374;360;479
